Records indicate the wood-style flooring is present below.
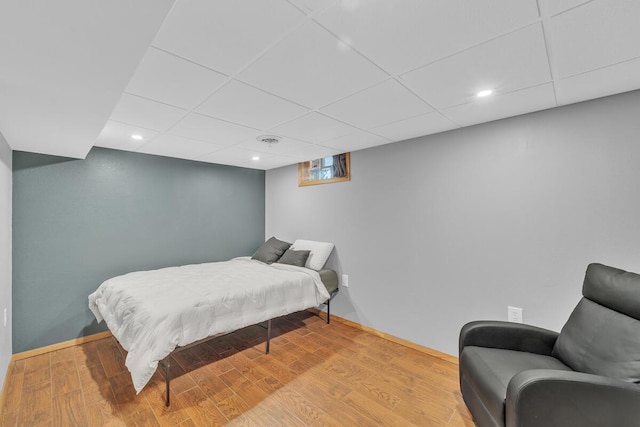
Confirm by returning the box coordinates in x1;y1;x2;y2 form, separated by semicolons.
0;311;473;426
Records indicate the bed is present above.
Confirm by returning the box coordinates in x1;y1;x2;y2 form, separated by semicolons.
88;238;338;406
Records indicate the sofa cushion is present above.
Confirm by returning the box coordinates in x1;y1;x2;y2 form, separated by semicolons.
460;346;572;424
552;298;640;383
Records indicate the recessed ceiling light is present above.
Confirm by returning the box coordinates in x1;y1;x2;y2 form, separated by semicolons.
252;156;260;161
131;134;143;140
477;89;493;98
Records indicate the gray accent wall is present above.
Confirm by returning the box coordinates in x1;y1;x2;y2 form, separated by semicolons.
0;133;11;388
13;147;265;353
266;89;640;357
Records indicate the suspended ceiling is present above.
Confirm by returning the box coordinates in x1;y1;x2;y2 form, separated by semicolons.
1;0;640;170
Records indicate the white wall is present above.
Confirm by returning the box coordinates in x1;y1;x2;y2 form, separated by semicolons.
266;90;640;357
0;132;11;388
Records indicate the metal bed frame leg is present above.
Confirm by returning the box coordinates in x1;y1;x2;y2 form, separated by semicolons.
160;317;274;408
266;319;271;354
163;358;171;407
322;289;338;324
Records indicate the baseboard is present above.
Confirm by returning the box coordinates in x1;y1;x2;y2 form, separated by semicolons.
8;316;457;368
7;314;457;365
309;308;459;365
11;330;113;362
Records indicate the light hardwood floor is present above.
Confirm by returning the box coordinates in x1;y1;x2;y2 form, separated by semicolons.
0;311;473;426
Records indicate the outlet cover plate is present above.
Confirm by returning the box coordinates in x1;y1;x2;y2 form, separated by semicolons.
508;306;523;323
341;274;349;287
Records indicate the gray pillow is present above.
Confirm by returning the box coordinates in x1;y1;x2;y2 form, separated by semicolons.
277;249;311;267
251;237;291;264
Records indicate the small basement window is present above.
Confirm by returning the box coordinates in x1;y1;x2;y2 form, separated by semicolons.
298;152;350;187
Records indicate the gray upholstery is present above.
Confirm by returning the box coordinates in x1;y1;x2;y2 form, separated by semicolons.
582;263;640;320
459;321;559;356
506;370;640;427
277;249;310;267
459;263;640;427
461;347;571;424
552;298;640;382
251;237;291;264
318;269;339;294
552;263;640;382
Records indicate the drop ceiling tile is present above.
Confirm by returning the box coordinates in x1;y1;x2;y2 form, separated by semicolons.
316;0;540;75
321;130;392;152
442;83;557;127
125;48;227;109
401;24;550;109
197;80;309;130
240;155;299;170
557;57;640;105
198;146;272;166
269;112;361;143
282;140;337;158
320;79;433;129
152;0;304;75
169;113;259;145
237;21;388;108
236;135;316;156
371;112;459;142
110;93;186;131
288;0;337;14
94;121;159;151
0;0;175;158
137;134;224;161
542;0;591;16
284;144;342;162
551;0;640;78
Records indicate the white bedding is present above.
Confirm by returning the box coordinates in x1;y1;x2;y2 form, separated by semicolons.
88;257;330;393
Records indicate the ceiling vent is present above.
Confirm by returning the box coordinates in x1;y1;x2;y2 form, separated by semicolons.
257;135;281;147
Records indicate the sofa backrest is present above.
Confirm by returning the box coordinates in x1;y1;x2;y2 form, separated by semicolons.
582;263;640;320
552;263;640;383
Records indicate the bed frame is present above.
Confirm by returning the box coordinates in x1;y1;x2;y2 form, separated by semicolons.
160;288;339;406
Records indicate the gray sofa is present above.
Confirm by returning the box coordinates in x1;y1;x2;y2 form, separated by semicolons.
459;263;640;427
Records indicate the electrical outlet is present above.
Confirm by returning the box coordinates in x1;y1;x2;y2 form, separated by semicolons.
508;306;523;323
341;274;349;288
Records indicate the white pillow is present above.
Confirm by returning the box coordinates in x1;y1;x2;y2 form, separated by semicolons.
290;239;334;270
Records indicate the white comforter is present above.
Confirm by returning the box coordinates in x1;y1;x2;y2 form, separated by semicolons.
88;257;330;393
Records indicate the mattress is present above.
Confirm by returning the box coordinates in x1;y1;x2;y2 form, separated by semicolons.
88;257;331;393
318;269;339;294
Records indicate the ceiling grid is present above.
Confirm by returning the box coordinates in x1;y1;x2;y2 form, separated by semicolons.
1;0;639;169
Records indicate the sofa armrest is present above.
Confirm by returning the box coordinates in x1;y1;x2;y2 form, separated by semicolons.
506;369;640;427
459;321;559;356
